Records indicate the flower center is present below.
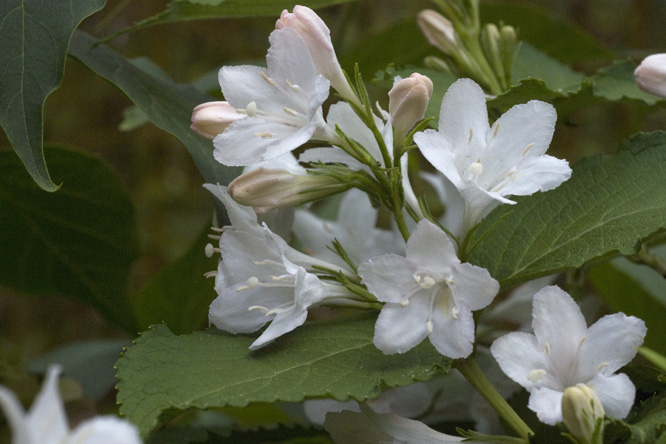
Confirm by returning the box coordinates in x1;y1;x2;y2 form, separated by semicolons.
403;272;458;333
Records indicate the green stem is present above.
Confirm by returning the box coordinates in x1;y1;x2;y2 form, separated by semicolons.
456;355;533;440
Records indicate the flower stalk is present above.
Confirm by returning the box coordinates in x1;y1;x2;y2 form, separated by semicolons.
455;355;533;441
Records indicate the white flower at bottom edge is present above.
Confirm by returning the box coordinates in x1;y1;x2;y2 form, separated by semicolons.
0;365;141;444
490;285;647;425
324;403;478;444
358;219;499;359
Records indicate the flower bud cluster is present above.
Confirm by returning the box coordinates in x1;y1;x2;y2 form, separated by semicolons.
417;3;519;95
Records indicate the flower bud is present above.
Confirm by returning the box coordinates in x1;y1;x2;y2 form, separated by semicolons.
190;101;243;139
388;73;433;140
417;10;460;56
228;167;343;213
561;384;605;444
276;6;357;103
634;53;666;98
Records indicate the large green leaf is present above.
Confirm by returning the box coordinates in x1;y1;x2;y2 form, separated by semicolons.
466;131;666;288
132;225;218;335
116;0;359;34
116;316;450;437
0;0;106;192
0;146;139;332
68;31;238;186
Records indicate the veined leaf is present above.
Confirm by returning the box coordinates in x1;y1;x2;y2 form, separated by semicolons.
0;0;106;191
116;316;450;437
0;146;139;332
68;31;238;186
467;131;666;288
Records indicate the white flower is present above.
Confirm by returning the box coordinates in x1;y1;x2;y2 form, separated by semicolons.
204;184;353;349
414;78;571;235
213;27;332;166
634;53;666;98
324;403;472;444
358;219;499;358
293;188;405;266
490;286;646;425
276;5;358;104
0;365;141;444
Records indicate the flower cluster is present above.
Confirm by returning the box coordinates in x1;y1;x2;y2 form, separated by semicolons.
190;5;647;443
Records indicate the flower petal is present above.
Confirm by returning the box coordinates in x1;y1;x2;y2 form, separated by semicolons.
374;301;429;354
528;386;563;425
64;416;142;444
429;301;475;359
586;373;636;420
414;130;462;188
491;154;571;198
491;331;553;391
406;220;459;271
437;78;489;152
24;366;69;444
450;262;499;311
578;313;646;380
485;100;556;169
214;117;316;166
532;286;587;378
359;255;417;304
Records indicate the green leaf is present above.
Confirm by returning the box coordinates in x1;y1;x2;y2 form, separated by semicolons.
592;59;665;106
608;392;666;444
132;225;218;335
0;146;139;332
0;0;106;191
512;43;585;93
117;0;359;34
116;316;450;437
68;31;238;186
466;131;666;288
588;261;666;356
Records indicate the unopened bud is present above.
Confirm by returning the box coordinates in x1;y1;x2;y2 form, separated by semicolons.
561;384;605;444
388;73;433;140
191;101;243;139
417;9;460;56
228;168;343;213
634;53;666;98
276;6;357;103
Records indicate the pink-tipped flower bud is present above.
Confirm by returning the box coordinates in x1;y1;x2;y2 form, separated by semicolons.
190;101;243;139
635;54;666;98
276;6;358;103
228;167;342;213
417;9;459;56
389;73;434;140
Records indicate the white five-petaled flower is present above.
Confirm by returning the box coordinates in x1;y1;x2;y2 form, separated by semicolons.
213;27;333;166
204;184;353;349
490;285;647;425
414;78;571;236
0;365;141;444
358;219;499;358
